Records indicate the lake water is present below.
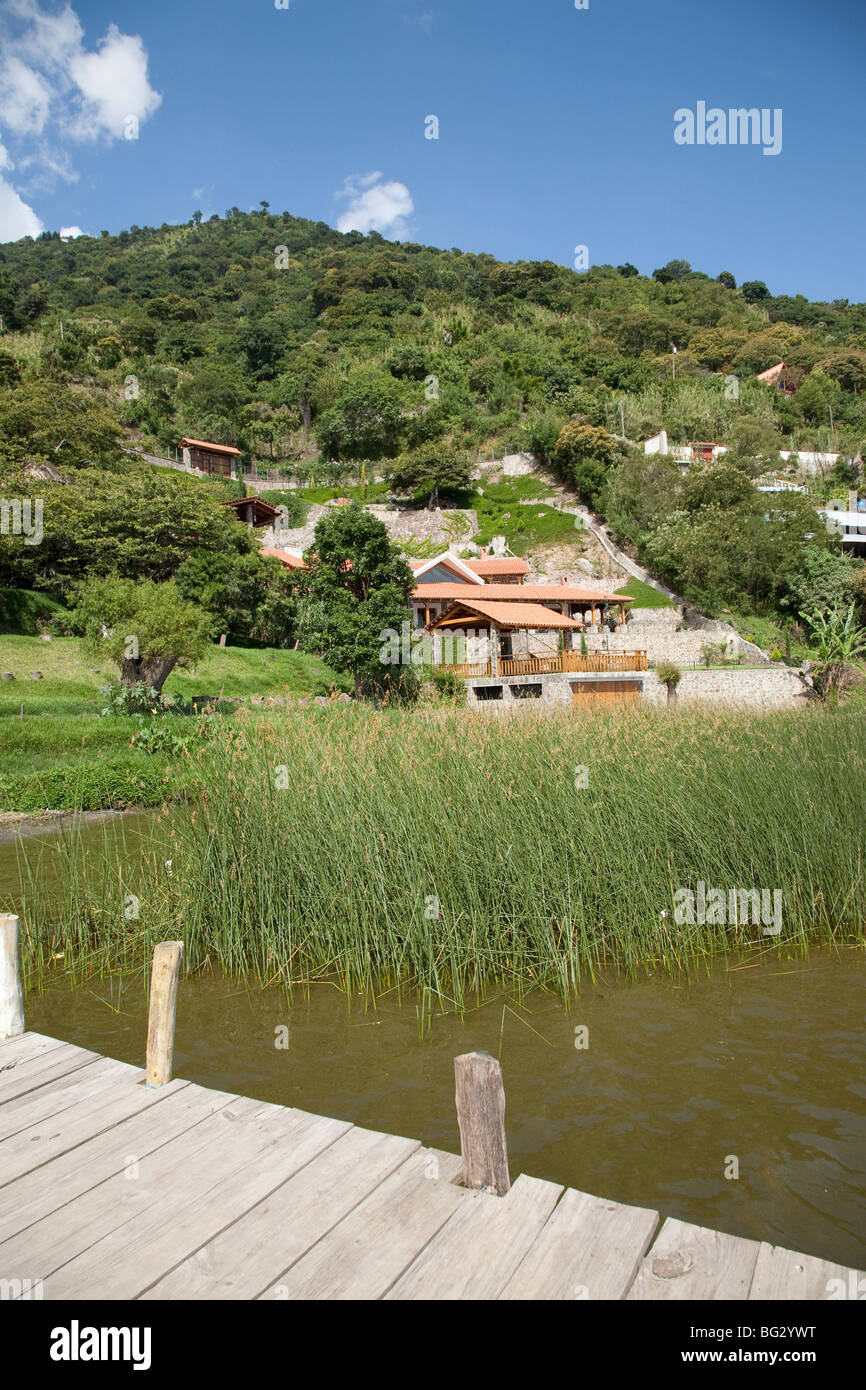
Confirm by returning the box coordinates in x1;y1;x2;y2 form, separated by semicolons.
2;812;864;1270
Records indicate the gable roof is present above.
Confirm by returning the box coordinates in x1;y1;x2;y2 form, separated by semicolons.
430;599;583;630
408;553;485;585
180;438;243;455
757;362;787;384
464;557;530;577
260;547;307;569
414;582;632;603
223;496;281;524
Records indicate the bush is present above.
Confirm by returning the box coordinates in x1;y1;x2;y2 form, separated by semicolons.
0;756;184;812
99;681;195;716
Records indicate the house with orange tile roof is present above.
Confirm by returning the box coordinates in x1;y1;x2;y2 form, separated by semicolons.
180;438;244;477
410;550;632;645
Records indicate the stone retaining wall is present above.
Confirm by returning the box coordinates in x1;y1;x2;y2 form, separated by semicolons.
463;665;809;712
641;667;808;708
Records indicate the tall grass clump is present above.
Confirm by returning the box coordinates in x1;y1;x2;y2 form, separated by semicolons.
11;703;866;1005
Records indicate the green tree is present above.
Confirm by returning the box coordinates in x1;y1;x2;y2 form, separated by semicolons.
315;377;404;462
655;661;683;704
296;503;416;697
552;421;619;508
388;442;472;508
0;381;123;470
73;574;215;692
783;549;862;620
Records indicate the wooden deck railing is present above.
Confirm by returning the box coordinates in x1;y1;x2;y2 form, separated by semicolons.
439;660;492;678
498;651;649;676
436;651;649;679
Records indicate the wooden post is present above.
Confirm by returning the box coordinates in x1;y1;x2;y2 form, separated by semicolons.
145;941;183;1088
0;914;25;1040
454;1051;510;1196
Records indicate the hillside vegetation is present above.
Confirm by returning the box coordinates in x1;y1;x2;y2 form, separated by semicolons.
1;209;864;646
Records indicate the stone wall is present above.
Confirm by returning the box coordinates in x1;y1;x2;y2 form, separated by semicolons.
629;667;807;708
462;665;809;712
365;506;479;546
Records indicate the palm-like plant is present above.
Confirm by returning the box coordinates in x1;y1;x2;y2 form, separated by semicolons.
801;603;866;701
656;661;683;704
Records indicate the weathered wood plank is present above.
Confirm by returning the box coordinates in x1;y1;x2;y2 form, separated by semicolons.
0;914;25;1040
0;1042;104;1106
627;1217;760;1301
500;1187;659;1300
0;1032;68;1067
147;1125;416;1301
145;941;182;1088
0;1056;134;1155
749;1242;866;1301
0;1094;272;1285
454;1051;510;1195
0;1080;232;1243
39;1099;359;1299
260;1147;466;1301
386;1173;564;1301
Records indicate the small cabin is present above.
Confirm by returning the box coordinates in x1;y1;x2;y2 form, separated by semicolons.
180;438;243;478
222;497;281;529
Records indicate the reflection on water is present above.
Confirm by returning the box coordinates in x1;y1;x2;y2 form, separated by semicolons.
21;947;866;1271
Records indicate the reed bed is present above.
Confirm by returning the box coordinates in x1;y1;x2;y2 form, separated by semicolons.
11;703;866;1007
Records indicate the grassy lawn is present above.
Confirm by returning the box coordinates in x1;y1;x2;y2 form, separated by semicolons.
0;635;348;709
615;579;674;608
0;636;349;811
471;479;581;554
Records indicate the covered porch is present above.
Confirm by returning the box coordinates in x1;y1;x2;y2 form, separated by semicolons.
428;598;575;675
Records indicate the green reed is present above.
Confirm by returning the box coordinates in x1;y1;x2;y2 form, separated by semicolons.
10;702;866;1007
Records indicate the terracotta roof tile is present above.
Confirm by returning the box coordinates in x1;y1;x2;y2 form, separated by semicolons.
464;557;530;575
414;582;632;602
432;599;583;630
180;438;242;455
259;547;306;569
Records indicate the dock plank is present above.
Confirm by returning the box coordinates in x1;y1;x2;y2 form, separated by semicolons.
0;1080;229;1242
386;1173;564;1301
627;1217;760;1301
500;1187;659;1300
260;1147;466;1301
41;1097;358;1299
0;1056;135;1154
0;1093;271;1287
749;1242;866;1301
0;1032;69;1069
0;1062;158;1184
147;1124;417;1300
0;1031;859;1303
0;1042;105;1107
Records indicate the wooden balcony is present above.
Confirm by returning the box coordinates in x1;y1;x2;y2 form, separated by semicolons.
438;651;649;679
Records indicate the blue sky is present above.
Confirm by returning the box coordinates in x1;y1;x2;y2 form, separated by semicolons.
1;0;864;300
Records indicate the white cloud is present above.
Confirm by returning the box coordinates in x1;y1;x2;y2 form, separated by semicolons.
67;25;161;141
0;55;53;135
0;2;162;238
6;0;84;72
59;223;83;239
0;138;42;238
336;173;414;237
0;141;42;238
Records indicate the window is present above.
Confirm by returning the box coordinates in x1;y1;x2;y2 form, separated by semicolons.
474;685;503;701
511;683;542;699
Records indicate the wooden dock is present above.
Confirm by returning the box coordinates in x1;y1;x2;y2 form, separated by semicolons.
0;922;862;1301
1;1029;862;1301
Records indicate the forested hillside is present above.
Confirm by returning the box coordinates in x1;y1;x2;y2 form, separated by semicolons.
1;207;865;466
1;207;865;634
